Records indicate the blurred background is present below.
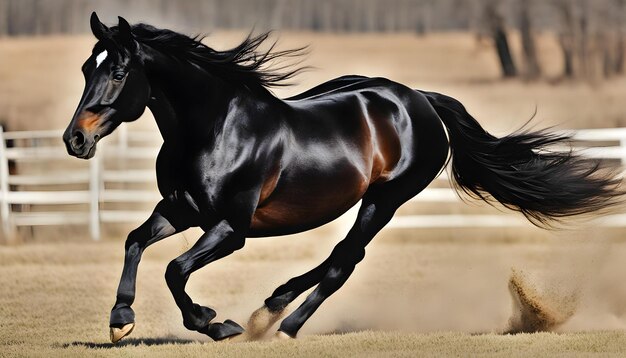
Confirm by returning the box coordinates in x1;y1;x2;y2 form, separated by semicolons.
2;1;626;353
4;0;626;130
3;0;626;240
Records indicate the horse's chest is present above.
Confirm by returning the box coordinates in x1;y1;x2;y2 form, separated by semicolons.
155;144;187;196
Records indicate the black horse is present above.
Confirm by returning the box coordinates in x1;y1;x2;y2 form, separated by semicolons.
64;13;622;343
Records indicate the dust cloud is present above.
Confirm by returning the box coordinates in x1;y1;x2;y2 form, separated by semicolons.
506;268;578;333
288;227;626;337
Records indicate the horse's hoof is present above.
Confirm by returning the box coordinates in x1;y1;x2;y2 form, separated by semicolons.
273;331;294;341
202;319;245;341
246;305;285;340
110;323;135;344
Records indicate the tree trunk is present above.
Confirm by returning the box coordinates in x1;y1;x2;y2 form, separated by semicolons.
615;34;625;74
600;32;615;78
615;0;626;74
554;0;577;78
558;34;575;78
577;0;590;79
519;0;542;79
485;2;517;78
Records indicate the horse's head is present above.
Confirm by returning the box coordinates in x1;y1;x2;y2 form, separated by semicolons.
64;12;150;159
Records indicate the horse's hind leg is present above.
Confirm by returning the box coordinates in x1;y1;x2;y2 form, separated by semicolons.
248;169;442;339
246;250;333;339
280;180;432;338
249;97;449;339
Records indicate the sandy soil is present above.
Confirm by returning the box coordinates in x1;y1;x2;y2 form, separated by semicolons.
1;229;626;357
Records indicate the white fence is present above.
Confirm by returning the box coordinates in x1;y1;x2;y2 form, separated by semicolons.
0;126;160;241
0;127;625;241
388;127;626;229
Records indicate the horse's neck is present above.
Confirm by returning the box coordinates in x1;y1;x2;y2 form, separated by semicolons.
147;85;179;143
145;63;225;143
142;47;276;143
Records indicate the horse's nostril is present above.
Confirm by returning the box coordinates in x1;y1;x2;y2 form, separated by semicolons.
72;131;86;148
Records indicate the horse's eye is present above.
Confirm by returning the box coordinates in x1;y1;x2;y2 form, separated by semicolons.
112;72;126;81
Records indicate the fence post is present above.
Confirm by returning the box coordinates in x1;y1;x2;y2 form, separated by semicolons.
89;151;101;241
0;127;13;240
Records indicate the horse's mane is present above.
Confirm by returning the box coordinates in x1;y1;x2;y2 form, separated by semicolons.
127;24;308;90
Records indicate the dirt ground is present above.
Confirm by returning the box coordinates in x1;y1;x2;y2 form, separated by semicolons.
2;226;626;357
3;31;626;356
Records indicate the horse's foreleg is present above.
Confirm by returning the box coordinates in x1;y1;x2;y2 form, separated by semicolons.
164;219;247;341
110;199;190;343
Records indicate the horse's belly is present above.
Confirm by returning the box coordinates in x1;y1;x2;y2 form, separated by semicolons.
249;196;359;237
249;175;367;237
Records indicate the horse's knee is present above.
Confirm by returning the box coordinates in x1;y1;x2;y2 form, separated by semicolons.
124;239;143;258
125;226;150;254
125;212;180;254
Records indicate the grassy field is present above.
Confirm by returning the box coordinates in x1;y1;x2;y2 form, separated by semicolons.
2;232;626;357
3;30;626;356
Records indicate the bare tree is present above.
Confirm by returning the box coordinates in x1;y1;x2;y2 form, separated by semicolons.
613;0;626;74
519;0;542;79
484;0;517;77
577;0;591;78
519;0;541;79
553;0;577;78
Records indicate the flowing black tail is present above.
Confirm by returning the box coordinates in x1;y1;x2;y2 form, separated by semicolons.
422;91;623;227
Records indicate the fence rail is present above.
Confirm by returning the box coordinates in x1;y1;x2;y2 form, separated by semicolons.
390;127;626;229
0;126;158;241
0;126;625;241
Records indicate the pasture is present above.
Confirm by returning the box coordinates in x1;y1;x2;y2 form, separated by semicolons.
2;230;626;357
2;31;626;356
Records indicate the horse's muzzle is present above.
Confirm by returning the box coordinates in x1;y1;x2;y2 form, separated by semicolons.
64;129;99;159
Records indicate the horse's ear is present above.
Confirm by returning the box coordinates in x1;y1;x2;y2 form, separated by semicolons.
90;12;108;40
117;16;135;49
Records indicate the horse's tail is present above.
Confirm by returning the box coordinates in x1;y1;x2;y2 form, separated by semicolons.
422;90;623;227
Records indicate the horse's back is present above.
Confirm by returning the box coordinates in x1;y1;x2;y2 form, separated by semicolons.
283;75;371;101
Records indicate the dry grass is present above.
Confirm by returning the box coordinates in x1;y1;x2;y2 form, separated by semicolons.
2;232;626;357
5;331;626;358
